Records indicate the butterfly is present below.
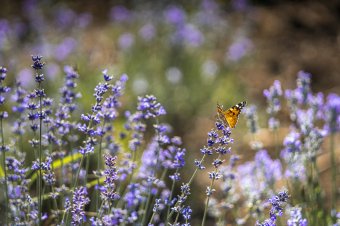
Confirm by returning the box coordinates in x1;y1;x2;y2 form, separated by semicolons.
217;101;247;128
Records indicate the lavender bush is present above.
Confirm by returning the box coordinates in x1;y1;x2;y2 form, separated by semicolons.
0;56;339;226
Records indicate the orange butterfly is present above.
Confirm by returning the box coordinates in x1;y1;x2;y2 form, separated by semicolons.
217;101;247;128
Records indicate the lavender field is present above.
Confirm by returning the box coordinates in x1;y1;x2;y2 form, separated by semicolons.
0;1;339;225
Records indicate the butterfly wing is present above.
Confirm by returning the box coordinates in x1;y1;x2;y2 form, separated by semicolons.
218;101;246;128
217;103;228;125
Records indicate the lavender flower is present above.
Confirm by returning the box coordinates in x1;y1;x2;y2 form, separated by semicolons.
238;150;282;199
256;189;289;225
208;154;240;224
153;199;162;213
139;23;155;41
124;183;143;209
118;33;135;50
285;71;314;121
244;104;258;134
0;66;11;106
110;5;131;22
201;120;234;225
71;187;90;225
41;156;56;186
309;92;324;119
101;154;120;203
324;93;340;134
31;55;45;71
76;71;127;156
137;95;166;119
296;71;312;105
263;80;282;130
164;5;186;26
287;207;308;226
227;37;253;62
285;89;299;121
268;189;289;220
181;206;192;221
6;156;35;224
282;131;302;154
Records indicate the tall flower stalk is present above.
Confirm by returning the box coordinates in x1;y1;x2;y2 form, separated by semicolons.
0;66;11;224
263;80;282;151
201;120;233;226
324;93;340;216
30;55;46;225
256;189;289;225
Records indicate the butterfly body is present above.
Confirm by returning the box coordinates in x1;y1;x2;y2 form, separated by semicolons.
217;101;246;128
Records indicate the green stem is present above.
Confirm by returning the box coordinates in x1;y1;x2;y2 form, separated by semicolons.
51;186;60;222
330;133;337;212
85;155;90;184
38;82;43;226
174;211;180;225
96;137;103;212
148;211;156;225
1;118;9;224
147;169;168;225
141;185;153;225
64;155;85;224
141;119;162;226
167;154;206;221
73;155;85;188
201;170;217;226
165;168;179;225
70;143;74;183
116;146;137;209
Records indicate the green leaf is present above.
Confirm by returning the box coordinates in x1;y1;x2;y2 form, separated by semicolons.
86;177;105;188
0;164;4;178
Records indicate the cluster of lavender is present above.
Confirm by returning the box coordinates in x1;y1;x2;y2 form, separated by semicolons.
1;56;339;226
0;56;194;226
229;71;339;225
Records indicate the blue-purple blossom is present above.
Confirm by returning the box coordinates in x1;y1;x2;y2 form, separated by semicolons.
54;37;77;61
110;5;131;22
285;71;314;122
285;89;299;121
238;150;282;196
263;80;282;130
309;92;324;119
181;206;192;220
256;189;289;226
137;95;166;119
164;5;186;26
268;189;289;221
296;71;312;105
244;104;258;134
102;154;120;203
118;33;135;50
124;183;142;208
180;24;204;47
71;187;90;225
227;37;253;62
283;131;301;153
139;23;155;41
11;81;28;115
0;66;11;106
324;93;340;134
256;219;276;226
31;55;45;71
287;207;308;226
153;199;162;213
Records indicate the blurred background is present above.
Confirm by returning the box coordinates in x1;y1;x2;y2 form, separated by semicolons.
1;0;339;224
